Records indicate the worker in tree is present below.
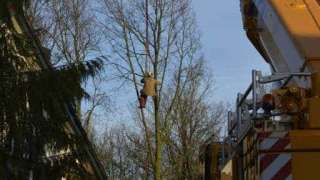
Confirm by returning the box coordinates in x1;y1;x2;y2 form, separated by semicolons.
139;72;160;109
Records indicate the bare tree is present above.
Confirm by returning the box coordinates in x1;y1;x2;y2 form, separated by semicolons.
82;76;111;135
95;125;147;179
95;59;225;179
161;60;225;179
27;0;99;64
98;0;203;179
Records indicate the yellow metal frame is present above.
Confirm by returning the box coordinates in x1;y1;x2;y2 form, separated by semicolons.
290;130;320;180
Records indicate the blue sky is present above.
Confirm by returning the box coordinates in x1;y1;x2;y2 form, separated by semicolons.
192;0;270;104
95;0;271;129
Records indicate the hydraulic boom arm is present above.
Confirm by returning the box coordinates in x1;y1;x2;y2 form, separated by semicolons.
241;0;320;87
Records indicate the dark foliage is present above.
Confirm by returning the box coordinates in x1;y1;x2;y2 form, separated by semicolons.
0;5;104;178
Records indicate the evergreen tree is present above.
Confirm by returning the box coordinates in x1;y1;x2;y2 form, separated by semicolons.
0;1;104;179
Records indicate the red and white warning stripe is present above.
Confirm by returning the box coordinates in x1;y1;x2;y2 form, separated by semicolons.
258;131;292;180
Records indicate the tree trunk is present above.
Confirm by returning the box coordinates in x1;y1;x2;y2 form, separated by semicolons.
154;95;161;180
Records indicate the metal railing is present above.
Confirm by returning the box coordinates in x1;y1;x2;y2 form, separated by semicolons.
227;70;311;144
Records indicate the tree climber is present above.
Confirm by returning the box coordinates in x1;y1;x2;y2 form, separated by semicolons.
139;72;160;109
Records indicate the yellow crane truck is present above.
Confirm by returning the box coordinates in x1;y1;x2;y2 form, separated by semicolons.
212;0;320;180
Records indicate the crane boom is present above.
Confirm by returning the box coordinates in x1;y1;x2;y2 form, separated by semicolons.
242;0;320;87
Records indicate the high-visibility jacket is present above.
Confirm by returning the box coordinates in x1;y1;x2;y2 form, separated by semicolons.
142;77;160;96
